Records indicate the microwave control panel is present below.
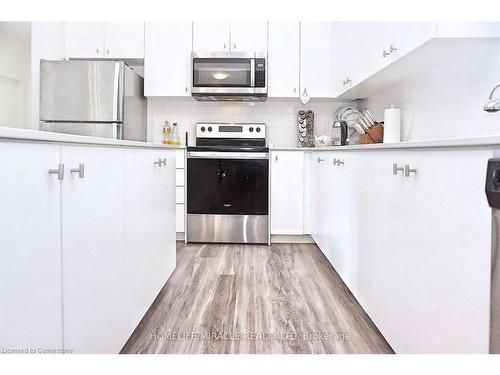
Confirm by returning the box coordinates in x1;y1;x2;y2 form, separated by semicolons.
255;59;266;88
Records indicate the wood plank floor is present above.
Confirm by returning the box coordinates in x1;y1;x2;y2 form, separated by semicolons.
121;242;393;354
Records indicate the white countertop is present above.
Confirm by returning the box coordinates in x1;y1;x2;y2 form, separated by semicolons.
270;135;500;151
0;127;184;149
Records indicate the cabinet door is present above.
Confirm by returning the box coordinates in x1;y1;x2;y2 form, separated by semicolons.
0;142;63;349
65;22;105;58
61;146;128;353
270;151;304;235
324;154;356;288
268;22;299;97
332;22;383;95
309;152;331;248
156;150;177;281
300;22;334;98
379;22;435;63
123;149;161;329
144;22;192;96
193;22;230;52
395;150;491;353
230;22;268;52
357;150;492;353
355;151;407;348
104;22;144;58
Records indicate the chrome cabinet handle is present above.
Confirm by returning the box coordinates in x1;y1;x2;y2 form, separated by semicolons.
404;164;417;177
393;163;404;175
223;43;227;49
70;163;85;178
96;48;100;54
317;157;324;163
106;48;110;55
275;155;278;161
337;160;345;166
185;87;188;93
343;78;352;86
154;158;167;167
383;49;390;58
233;43;236;49
389;45;398;53
293;87;297;94
48;164;64;181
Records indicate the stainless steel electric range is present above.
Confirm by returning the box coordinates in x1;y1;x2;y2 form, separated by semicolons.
186;122;269;244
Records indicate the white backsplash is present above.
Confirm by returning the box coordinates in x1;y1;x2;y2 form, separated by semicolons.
360;38;500;142
147;98;353;147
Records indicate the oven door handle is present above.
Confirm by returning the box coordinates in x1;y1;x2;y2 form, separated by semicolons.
187;151;269;160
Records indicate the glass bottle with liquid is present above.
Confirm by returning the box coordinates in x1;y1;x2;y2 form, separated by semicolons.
171;122;181;146
163;121;171;144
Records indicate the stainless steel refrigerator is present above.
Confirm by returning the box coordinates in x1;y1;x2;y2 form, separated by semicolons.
39;60;146;141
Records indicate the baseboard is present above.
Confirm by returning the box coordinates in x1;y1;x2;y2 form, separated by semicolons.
271;234;315;244
176;232;185;241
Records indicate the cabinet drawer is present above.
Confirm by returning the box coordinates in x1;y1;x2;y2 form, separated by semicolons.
176;204;185;232
175;149;185;168
176;169;185;186
176;186;184;204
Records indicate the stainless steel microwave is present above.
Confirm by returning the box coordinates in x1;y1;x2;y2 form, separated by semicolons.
191;52;267;102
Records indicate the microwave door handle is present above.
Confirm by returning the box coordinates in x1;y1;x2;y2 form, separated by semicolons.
250;59;255;87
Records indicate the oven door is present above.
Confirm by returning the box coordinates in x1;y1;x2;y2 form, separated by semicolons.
187;152;268;215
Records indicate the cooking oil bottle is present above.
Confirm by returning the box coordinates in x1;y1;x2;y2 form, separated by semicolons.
162;121;171;144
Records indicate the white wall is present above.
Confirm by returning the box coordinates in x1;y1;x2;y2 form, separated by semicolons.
147;98;353;147
0;22;31;129
30;22;65;130
361;38;500;141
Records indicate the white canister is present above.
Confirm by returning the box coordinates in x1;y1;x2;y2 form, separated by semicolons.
383;105;401;143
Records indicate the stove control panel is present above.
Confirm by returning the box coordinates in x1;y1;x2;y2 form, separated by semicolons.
196;123;266;139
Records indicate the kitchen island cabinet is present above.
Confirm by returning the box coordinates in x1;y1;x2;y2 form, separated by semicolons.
0;131;177;353
0;142;63;350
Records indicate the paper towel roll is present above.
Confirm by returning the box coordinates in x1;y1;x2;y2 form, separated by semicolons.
383;105;401;143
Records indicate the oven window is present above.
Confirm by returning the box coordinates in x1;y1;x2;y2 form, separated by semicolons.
193;58;251;87
187;158;268;215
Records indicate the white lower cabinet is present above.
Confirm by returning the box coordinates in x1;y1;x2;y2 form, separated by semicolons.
270;151;304;235
61;146;128;353
0;142;63;350
358;149;491;354
308;148;492;353
0;141;176;353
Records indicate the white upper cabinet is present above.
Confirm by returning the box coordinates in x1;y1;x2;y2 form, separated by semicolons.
192;22;267;52
229;22;268;52
268;21;299;97
192;22;230;52
104;22;145;58
144;22;193;97
378;22;436;63
270;151;304;235
65;22;105;58
300;22;334;98
332;22;383;95
437;22;500;37
65;22;144;59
